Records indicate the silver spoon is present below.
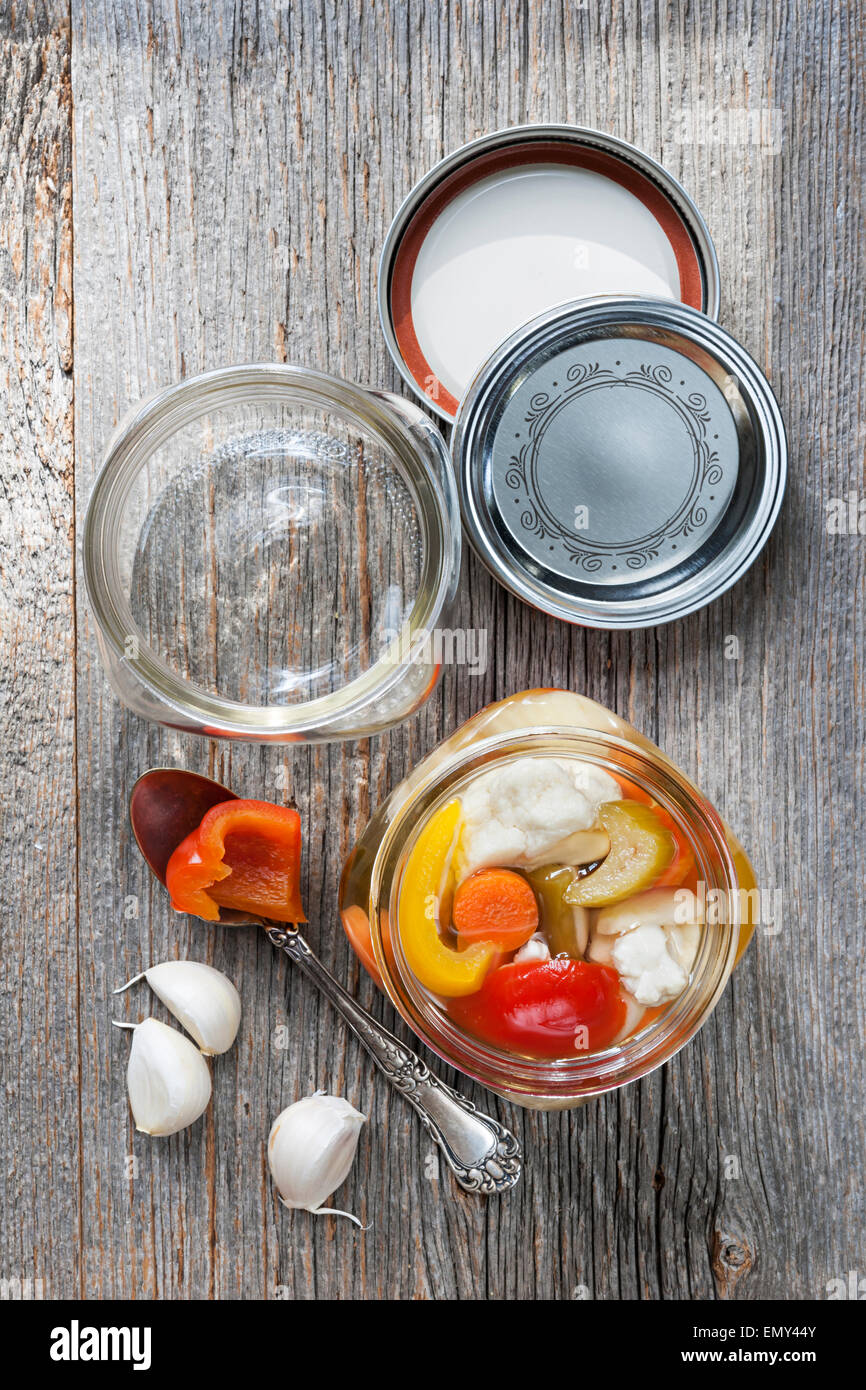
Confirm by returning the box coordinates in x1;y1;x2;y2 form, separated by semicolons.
129;767;521;1195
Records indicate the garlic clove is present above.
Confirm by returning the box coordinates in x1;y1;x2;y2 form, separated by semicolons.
666;919;701;973
586;931;615;968
514;932;550;964
124;1018;212;1136
115;960;241;1055
595;886;702;935
611;988;647;1044
268;1093;367;1227
145;961;241;1055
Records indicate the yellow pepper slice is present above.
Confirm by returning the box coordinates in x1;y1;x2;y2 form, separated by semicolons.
399;799;496;997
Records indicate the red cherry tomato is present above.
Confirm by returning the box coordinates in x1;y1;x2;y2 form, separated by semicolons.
449;958;626;1059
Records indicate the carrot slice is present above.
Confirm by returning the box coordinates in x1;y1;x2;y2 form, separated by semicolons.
453;868;539;950
340;904;383;987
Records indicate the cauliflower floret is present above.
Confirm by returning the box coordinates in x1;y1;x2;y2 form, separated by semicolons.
563;761;624;811
457;756;620;878
591;887;701;1004
611;923;688;1005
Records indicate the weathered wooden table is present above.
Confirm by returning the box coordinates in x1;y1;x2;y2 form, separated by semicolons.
2;1;862;1301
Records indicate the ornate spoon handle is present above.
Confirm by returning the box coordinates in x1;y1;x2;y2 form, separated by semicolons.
265;926;522;1195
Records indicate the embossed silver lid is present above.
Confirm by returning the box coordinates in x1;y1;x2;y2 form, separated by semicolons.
452;296;787;628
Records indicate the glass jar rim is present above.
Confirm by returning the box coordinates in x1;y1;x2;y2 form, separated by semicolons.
82;363;461;737
369;727;741;1101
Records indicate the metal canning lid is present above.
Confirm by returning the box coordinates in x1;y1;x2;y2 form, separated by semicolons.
452;296;787;629
379;124;720;421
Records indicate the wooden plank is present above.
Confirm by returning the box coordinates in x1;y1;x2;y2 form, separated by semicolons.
60;0;865;1301
0;3;77;1299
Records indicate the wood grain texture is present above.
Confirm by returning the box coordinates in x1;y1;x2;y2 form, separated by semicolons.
1;0;861;1299
0;2;77;1300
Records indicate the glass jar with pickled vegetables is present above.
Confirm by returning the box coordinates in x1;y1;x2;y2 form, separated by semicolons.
339;689;758;1109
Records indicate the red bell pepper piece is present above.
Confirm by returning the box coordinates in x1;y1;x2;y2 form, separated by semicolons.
449;958;626;1059
165;799;305;923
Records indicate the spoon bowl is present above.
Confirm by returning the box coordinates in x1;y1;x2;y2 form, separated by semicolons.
131;767;253;926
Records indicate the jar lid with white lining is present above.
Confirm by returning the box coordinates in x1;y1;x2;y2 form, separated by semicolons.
378;124;721;423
